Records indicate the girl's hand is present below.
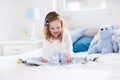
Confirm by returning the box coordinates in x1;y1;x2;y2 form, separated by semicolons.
65;54;71;63
41;58;48;63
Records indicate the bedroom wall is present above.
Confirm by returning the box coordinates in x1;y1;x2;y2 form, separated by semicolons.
58;0;120;29
0;0;120;55
0;0;15;41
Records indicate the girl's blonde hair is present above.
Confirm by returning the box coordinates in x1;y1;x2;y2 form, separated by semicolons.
43;11;64;42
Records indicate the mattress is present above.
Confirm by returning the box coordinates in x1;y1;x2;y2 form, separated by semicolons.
0;49;120;80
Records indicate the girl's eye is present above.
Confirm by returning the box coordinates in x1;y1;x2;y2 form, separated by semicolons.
51;28;54;30
57;27;60;29
105;28;107;30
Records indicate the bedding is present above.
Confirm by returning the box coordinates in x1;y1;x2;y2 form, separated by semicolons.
0;49;120;80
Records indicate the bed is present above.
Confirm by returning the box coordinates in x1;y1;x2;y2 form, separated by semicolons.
0;49;120;80
0;25;120;80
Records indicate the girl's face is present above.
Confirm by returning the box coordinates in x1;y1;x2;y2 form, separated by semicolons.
49;19;62;38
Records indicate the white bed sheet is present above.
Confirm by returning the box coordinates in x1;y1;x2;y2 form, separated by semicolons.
0;49;120;80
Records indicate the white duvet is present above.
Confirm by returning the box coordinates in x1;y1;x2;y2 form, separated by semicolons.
0;49;120;80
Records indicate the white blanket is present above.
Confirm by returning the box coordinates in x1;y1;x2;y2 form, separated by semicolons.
0;49;120;80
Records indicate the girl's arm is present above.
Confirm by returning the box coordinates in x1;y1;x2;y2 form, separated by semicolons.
42;38;50;61
64;29;73;62
64;29;73;54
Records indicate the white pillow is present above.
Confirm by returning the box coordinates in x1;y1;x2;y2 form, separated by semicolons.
84;28;98;37
70;28;87;43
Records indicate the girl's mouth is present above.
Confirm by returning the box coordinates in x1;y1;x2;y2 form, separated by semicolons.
54;32;58;34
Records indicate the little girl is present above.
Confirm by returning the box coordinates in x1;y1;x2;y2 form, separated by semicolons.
17;11;73;66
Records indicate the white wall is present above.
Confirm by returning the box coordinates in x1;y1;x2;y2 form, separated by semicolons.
58;0;120;29
0;0;16;40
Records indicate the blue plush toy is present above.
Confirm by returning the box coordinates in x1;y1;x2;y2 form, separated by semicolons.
88;25;119;54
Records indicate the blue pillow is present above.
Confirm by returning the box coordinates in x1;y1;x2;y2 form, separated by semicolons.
70;28;87;43
73;36;93;53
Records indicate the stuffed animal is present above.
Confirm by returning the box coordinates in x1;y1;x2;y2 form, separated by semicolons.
88;25;119;54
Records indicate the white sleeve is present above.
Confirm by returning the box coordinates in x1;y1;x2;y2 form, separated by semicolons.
42;38;50;59
63;29;73;54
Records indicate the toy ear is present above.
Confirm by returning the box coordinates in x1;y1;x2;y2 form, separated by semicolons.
111;25;116;35
111;25;116;30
